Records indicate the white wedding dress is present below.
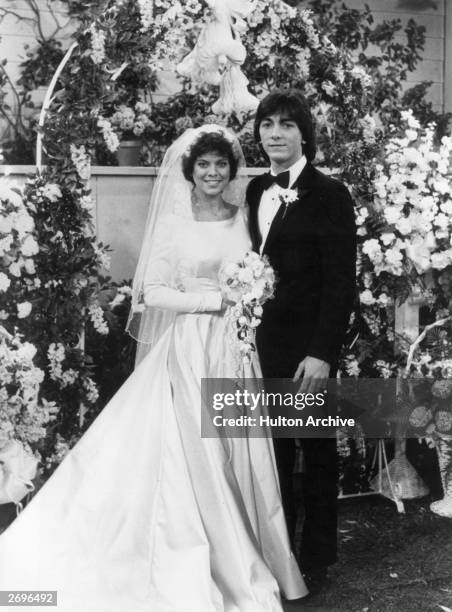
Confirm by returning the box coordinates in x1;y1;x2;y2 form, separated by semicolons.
0;208;307;611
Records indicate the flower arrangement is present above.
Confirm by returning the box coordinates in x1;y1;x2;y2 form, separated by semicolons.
0;178;39;324
360;111;452;283
400;317;452;441
108;99;154;140
0;327;58;451
219;252;275;362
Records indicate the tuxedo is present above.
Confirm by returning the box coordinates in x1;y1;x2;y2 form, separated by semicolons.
247;161;357;570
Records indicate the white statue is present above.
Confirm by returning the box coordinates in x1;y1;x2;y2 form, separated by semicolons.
177;0;259;115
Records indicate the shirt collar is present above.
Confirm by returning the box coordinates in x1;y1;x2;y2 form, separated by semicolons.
270;155;307;188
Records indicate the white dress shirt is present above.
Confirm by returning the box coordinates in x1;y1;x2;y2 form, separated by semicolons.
258;156;307;254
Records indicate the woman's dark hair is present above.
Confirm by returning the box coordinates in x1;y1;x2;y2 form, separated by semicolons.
254;89;316;162
182;131;239;183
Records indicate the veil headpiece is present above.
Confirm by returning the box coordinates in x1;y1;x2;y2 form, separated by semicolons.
126;124;247;359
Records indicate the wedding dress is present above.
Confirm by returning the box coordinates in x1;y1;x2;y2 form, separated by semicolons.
0;208;307;611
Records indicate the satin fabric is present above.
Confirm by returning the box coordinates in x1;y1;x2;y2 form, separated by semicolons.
0;209;307;611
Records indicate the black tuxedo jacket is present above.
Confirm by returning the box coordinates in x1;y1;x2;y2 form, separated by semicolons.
247;162;357;377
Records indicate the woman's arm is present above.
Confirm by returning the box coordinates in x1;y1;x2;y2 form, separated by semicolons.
143;216;223;313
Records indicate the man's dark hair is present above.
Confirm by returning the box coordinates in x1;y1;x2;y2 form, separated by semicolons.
254;89;316;162
182;131;239;183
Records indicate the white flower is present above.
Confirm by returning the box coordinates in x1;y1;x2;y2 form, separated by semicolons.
97;117;120;153
238;268;254;284
431;252;450;270
79;195;94;211
434;212;449;230
14;212;34;236
24;259;35;275
17;302;32;318
377;293;390;307
0;273;11;292
360;289;375;305
21;235;39;257
356;207;368;226
89;25;106;64
88;303;109;335
223;262;239;277
138;0;154;30
381;232;395;246
16;342;37;362
9;261;22;277
40;183;62;202
395;217;412;235
70;144;91;181
401;109;420;129
385;247;403;266
83;377;99;404
0;215;13;234
362;239;381;259
433;177;450;195
253;305;263;317
384;207;403;225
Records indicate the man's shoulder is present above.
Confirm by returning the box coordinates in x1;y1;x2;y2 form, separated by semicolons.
246;173;266;203
247;173;266;190
311;166;351;197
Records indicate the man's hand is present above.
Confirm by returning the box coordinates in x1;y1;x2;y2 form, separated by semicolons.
292;356;330;394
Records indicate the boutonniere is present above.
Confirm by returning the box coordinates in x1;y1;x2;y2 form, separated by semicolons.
278;188;298;219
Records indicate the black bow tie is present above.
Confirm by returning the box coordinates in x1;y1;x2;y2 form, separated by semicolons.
262;170;290;190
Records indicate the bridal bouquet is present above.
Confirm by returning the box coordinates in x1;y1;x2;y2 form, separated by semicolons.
219;252;275;362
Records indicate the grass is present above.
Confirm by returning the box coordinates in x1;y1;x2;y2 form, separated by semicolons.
304;496;452;611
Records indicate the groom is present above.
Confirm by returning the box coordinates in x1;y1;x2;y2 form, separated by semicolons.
247;89;357;593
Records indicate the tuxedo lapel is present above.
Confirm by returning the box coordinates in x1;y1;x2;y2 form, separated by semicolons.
262;163;315;255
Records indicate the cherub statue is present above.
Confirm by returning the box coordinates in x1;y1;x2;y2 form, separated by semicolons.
177;0;259;115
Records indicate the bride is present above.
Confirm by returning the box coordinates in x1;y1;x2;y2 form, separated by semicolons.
0;125;307;611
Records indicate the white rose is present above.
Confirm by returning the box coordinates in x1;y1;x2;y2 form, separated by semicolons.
360;289;375;305
40;184;62;202
16;342;37;362
432;177;450;194
14;212;34;235
362;238;381;259
24;259;35;274
9;261;22;277
395;217;413;235
381;232;395;246
250;286;264;300
238;268;254;284
253;305;263;317
223;262;239;278
431;252;449;270
440;200;452;216
0;272;11;292
405;128;418;141
0;215;13;234
434;213;449;230
17;302;32;318
385;247;403;265
384;207;402;225
21;235;39;257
